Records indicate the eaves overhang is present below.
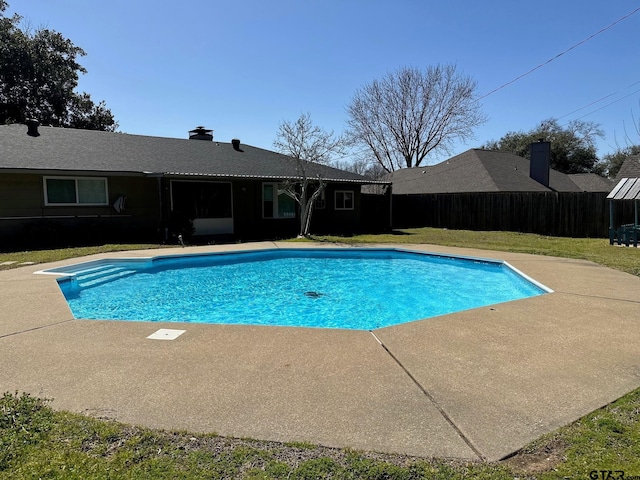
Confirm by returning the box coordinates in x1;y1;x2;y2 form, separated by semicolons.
0;167;148;177
0;167;391;185
162;171;391;185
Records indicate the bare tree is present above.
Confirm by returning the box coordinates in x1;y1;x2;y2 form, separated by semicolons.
273;113;349;237
332;157;387;180
330;157;371;175
346;65;486;172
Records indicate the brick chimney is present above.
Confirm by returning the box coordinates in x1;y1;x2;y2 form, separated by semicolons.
530;140;550;187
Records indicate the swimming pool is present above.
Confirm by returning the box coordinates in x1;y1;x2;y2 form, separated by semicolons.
43;248;550;330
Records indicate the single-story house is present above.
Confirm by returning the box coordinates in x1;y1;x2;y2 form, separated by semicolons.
387;146;616;237
388;148;614;194
0;123;389;247
615;154;640;179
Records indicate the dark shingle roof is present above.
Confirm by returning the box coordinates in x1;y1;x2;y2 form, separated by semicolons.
567;173;614;192
388;149;586;194
1;124;384;184
616;155;640;179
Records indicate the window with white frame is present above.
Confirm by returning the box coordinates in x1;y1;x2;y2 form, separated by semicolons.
334;190;354;210
44;177;109;206
262;182;296;219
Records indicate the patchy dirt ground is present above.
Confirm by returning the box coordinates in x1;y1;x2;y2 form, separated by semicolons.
502;436;568;475
78;417;571;478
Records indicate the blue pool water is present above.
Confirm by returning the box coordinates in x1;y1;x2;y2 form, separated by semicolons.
52;248;548;330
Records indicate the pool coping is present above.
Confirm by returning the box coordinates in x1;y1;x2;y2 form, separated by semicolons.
1;241;639;461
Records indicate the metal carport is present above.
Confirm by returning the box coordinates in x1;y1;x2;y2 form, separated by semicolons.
608;177;640;246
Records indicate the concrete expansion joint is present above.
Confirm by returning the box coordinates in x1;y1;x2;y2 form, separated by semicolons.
369;331;486;461
0;319;74;340
553;290;640;304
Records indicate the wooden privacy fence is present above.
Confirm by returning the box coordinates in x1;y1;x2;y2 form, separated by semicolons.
392;192;636;238
360;193;392;232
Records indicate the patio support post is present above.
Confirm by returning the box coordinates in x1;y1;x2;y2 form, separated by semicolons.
609;200;615;245
158;176;165;241
389;184;393;230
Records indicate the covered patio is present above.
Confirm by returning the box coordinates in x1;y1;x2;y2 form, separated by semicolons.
608;177;640;247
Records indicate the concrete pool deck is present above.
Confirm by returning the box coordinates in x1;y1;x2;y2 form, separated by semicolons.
0;241;638;461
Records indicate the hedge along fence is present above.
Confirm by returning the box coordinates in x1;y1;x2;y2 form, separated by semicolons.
392;192;636;238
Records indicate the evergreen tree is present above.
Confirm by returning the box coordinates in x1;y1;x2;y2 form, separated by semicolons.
483;119;603;174
0;1;117;130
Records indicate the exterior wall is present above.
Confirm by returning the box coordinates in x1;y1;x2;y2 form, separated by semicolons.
311;183;362;234
0;173;161;247
232;180;298;240
0;173;45;217
162;178;299;242
231;181;371;240
1;173;385;247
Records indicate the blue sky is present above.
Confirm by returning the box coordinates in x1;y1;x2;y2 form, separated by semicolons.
8;0;640;163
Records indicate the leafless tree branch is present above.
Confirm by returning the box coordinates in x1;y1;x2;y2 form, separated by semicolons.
346;65;487;171
273;113;349;237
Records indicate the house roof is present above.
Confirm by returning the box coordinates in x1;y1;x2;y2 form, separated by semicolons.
388;149;595;194
1;124;386;184
567;173;615;192
616;155;640;179
607;177;640;201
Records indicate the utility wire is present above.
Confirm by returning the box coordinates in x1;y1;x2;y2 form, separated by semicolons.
477;6;640;101
556;80;640;120
572;87;640;121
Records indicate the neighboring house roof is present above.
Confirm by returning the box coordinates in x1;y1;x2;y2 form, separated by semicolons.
616;155;640;179
1;124;385;184
607;177;640;201
607;178;640;200
567;173;615;192
388;149;592;194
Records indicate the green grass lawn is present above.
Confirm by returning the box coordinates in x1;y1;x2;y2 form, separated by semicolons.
1;228;639;478
1;228;638;276
309;227;640;277
0;244;165;271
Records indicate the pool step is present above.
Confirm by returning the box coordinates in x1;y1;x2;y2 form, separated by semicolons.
74;265;137;288
73;265;123;279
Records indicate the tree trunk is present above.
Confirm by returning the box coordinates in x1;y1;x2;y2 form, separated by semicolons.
301;182;325;237
299;186;308;237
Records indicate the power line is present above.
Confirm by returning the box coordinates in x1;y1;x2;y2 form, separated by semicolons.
477;6;640;101
572;87;640;122
556;80;640;120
